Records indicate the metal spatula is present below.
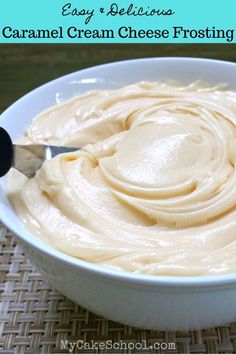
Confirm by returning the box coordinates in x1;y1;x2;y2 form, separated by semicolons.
0;127;78;178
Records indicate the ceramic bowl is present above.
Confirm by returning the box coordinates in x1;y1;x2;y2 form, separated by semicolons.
1;58;236;330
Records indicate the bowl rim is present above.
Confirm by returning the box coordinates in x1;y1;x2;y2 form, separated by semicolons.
2;56;236;288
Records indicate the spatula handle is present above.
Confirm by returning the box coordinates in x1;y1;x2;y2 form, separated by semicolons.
0;127;14;177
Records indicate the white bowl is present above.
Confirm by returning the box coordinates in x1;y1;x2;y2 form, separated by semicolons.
1;57;236;331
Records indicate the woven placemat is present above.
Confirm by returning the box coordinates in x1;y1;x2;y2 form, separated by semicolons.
1;223;236;354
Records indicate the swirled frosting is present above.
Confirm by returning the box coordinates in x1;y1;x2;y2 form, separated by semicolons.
8;81;236;275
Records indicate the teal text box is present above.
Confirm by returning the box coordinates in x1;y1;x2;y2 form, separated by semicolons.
0;0;235;43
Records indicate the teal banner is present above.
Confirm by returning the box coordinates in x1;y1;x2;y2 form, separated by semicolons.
0;0;235;43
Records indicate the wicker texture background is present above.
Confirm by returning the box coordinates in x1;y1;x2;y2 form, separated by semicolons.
1;223;236;354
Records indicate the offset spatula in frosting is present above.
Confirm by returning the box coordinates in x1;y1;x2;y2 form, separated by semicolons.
0;127;78;178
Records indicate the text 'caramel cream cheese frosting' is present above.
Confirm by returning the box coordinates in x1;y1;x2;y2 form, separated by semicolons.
8;81;236;276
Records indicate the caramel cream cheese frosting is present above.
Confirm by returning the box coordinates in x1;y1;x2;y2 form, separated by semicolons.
8;81;236;275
